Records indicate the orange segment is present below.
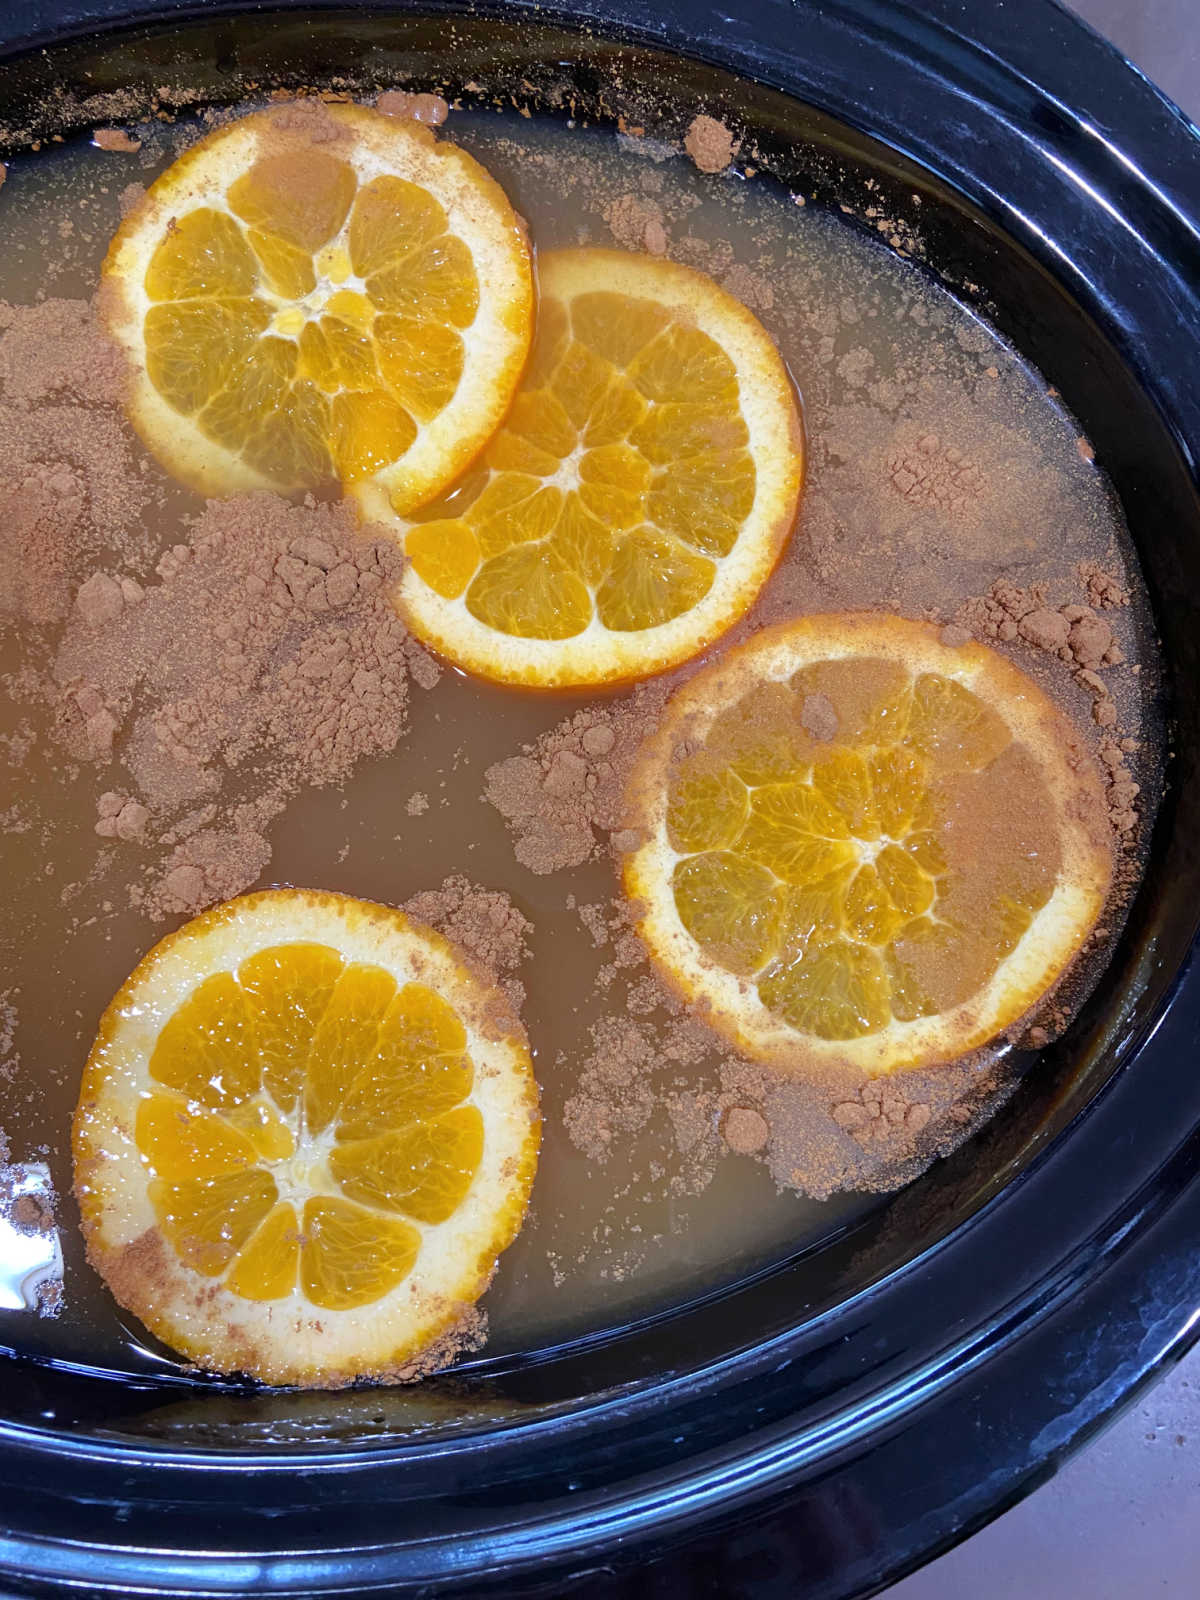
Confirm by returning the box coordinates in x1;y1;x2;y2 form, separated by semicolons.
199;335;297;447
666;768;751;854
339;1048;473;1143
623;614;1114;1077
300;1197;421;1312
150;1170;278;1278
136;1095;256;1180
672;852;782;976
348;175;445;277
331;389;418;481
375;315;465;424
247;228;316;298
593;528;716;632
407;519;480;598
757;942;893;1040
144;298;271;417
380;979;470;1056
236;942;344;1113
73;890;540;1387
102;102;533;509
381;247;804;689
224;1096;297;1163
370;235;479;325
331;1106;485;1224
298;316;380;393
304;961;404;1137
149;971;260;1110
227;150;357;251
226;1202;301;1301
143;209;259;300
466;542;593;640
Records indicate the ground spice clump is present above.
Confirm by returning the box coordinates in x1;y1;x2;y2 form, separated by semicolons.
0;299;152;627
403;875;532;1011
50;493;435;918
954;570;1141;840
684;114;737;174
92;128;142;153
556;888;1008;1202
483;684;668;874
887;430;986;513
605;191;669;255
0;992;17;1085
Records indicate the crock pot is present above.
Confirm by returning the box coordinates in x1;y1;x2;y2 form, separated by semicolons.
1;2;1198;1596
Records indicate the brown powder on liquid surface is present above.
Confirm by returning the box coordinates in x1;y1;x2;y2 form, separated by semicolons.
0;100;1163;1371
0;1124;64;1320
0;991;17;1088
484;683;669;875
403;875;532;1012
49;491;433;919
886;430;986;513
91;128;142;153
684;114;737;174
551;877;1027;1211
953;572;1142;842
0;298;152;629
722;1106;769;1155
605;191;670;256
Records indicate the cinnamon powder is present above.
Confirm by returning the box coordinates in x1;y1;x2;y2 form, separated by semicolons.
683;115;737;175
605;192;669;255
49;492;433;918
484;683;668;873
556;875;1026;1203
403;875;531;1012
954;571;1140;839
91;128;141;153
0;1127;63;1319
887;430;986;513
0;990;17;1085
0;299;152;628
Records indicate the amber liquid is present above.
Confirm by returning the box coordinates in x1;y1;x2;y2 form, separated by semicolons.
0;106;1161;1378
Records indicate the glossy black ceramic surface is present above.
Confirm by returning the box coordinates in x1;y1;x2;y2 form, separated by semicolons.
0;3;1198;1596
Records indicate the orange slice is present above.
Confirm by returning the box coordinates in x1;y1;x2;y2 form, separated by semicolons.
101;102;533;513
366;248;804;687
623;614;1113;1076
73;889;539;1387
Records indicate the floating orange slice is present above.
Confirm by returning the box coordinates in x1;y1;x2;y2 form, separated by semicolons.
73;890;539;1387
623;614;1112;1076
367;248;804;687
101;102;533;513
